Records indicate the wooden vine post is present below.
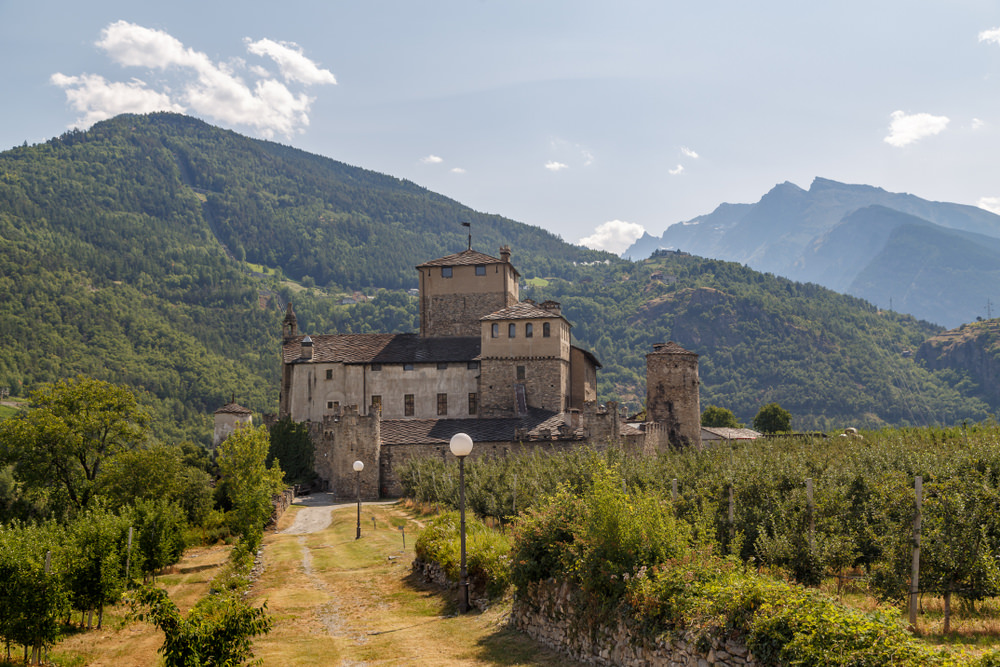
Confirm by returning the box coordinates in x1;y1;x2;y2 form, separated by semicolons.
909;476;922;628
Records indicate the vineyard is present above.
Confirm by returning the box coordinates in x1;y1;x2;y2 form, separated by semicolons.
398;423;1000;638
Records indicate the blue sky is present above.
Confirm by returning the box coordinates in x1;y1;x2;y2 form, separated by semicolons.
4;1;1000;253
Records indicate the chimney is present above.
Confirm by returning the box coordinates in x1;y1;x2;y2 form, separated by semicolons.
540;300;562;316
282;302;298;340
300;335;313;360
500;245;511;263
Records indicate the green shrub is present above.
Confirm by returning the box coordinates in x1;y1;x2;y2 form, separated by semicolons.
414;511;512;599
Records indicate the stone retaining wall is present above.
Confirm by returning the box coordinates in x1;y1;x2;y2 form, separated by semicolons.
268;487;295;528
512;579;758;667
411;558;491;611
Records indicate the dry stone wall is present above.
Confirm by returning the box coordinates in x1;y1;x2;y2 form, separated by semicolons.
512;579;758;667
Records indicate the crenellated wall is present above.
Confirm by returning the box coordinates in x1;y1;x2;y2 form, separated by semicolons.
307;406;381;500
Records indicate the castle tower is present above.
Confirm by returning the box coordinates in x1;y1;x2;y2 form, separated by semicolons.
282;302;298;340
213;400;253;448
417;246;519;337
645;342;701;449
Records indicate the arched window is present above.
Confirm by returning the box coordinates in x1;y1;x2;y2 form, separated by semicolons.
542;322;551;337
525;323;533;338
509;323;516;337
491;323;499;338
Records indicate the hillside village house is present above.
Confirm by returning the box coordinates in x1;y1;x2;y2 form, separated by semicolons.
272;245;702;498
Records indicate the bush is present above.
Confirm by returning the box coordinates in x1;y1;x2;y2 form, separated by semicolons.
414;512;512;599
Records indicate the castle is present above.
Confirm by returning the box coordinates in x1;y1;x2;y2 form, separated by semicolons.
276;245;701;498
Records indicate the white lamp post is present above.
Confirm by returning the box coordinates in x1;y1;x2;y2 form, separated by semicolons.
353;460;364;540
449;432;473;612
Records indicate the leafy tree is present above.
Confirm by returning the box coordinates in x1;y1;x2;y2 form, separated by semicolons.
753;402;792;434
132;499;187;581
0;376;149;513
129;587;271;667
216;426;284;556
701;405;743;428
267;416;315;486
62;506;132;628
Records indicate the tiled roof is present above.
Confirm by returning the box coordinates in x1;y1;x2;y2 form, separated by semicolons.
481;302;565;321
215;402;252;415
572;345;602;369
649;341;698;356
382;409;568;445
282;333;481;365
701;427;761;440
416;249;503;268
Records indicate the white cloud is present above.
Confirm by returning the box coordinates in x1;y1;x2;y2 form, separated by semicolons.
450;167;466;174
49;73;185;127
51;21;335;138
668;164;685;175
978;197;1000;215
680;146;699;158
578;220;646;254
973;118;985;130
421;154;443;164
545;161;568;171
979;27;1000;44
581;149;595;166
883;110;950;147
245;38;336;85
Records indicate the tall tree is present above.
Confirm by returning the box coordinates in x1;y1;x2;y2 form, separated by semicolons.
701;405;743;428
216;426;284;557
753;402;792;434
0;377;149;513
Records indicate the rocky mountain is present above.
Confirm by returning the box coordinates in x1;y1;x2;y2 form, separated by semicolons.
917;320;1000;409
624;178;1000;327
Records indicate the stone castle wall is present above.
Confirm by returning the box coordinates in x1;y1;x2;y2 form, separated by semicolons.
478;357;568;417
421;293;513;337
646;350;701;449
307;406;381;500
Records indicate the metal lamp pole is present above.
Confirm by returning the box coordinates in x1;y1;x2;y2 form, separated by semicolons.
449;432;473;613
353;460;364;540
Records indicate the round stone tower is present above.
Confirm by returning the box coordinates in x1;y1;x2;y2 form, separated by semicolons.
645;342;701;449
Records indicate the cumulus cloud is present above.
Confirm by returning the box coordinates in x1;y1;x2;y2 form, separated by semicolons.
668;164;685;175
578;220;647;254
51;20;336;138
979;27;1000;44
450;167;466;174
978;197;1000;215
421;154;444;164
883;110;950;147
545;161;568;171
680;146;699;158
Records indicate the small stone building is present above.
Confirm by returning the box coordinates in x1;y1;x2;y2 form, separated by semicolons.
275;245;701;498
213;401;253;447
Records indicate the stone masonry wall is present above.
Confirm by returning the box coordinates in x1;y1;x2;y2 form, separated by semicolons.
422;293;511;337
646;351;701;449
479;357;568;417
309;406;381;500
512;579;758;667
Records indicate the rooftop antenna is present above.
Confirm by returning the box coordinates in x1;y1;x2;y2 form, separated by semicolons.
462;221;471;250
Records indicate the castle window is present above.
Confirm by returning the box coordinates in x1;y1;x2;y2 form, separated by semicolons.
491;323;499;338
509;323;516;338
516;365;526;380
442;266;453;278
437;393;448;415
403;363;414;371
325;369;333;380
543;322;551;337
525;323;533;338
468;393;478;415
327;401;339;410
467;361;479;370
404;394;414;416
475;265;486;276
437;362;448;370
371;395;382;414
371;363;382;371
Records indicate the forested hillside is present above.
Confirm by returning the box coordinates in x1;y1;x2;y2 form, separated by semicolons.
0;113;994;441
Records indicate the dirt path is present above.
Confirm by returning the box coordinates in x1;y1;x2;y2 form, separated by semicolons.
252;497;585;666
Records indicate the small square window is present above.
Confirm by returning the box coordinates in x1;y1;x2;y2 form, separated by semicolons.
403;363;414;371
325;369;333;380
442;267;453;278
516;365;526;380
404;394;414;416
475;265;486;276
437;362;448;370
467;361;479;370
327;401;339;410
371;363;382;371
437;393;448;416
371;395;382;413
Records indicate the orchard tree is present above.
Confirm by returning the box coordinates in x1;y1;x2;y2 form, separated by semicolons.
0;377;149;513
216;426;284;557
701;405;743;428
752;402;792;434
